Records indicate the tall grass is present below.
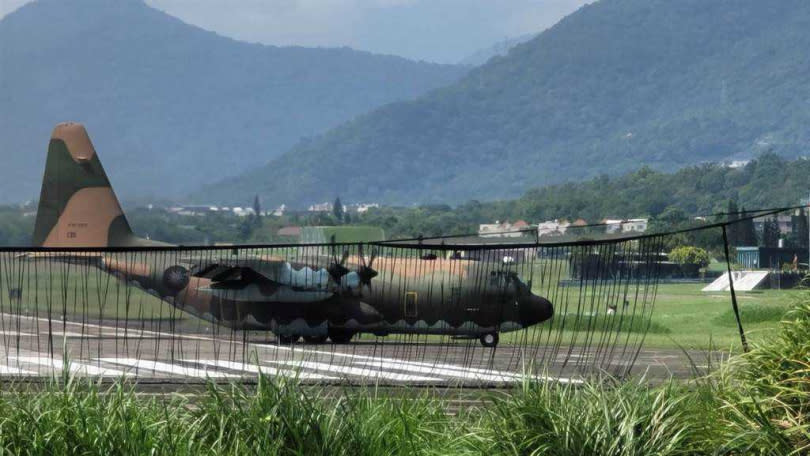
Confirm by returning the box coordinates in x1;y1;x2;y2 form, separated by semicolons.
712;298;810;455
0;290;806;455
0;377;472;456
472;379;715;455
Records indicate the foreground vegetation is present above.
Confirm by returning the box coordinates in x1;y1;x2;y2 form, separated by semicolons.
0;293;807;455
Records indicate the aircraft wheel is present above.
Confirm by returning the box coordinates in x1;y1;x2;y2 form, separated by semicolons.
479;332;499;347
303;335;328;344
328;329;355;344
278;334;301;344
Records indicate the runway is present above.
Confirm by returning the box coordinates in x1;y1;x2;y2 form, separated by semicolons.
0;313;717;387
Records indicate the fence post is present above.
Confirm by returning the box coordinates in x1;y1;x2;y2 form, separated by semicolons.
722;225;749;353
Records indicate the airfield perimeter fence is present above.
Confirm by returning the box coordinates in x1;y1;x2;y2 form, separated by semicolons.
0;206;801;386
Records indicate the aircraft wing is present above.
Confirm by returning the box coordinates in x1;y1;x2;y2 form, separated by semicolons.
185;257;331;290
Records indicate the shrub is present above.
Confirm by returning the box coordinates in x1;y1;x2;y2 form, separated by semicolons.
669;246;711;268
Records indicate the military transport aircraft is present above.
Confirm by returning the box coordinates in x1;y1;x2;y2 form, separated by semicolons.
29;122;553;346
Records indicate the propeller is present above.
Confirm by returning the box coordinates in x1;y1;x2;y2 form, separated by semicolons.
327;235;350;282
356;244;379;289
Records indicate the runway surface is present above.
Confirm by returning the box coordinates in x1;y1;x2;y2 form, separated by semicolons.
0;313;719;387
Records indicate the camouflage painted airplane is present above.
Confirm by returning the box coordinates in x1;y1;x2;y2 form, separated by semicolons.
30;122;553;346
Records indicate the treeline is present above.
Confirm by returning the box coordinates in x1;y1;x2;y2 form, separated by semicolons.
0;154;805;247
355;154;810;241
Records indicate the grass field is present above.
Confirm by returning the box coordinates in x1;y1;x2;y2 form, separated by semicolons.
626;283;797;350
499;282;799;351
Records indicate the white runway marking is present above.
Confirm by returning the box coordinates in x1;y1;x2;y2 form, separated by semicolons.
0;331;34;336
98;358;239;379
270;360;442;382
0;312;212;342
46;331;94;338
186;359;338;380
0;364;35;375
353;360;516;383
12;356;130;377
263;344;581;384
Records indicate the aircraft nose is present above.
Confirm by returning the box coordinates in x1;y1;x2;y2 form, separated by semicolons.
519;293;554;326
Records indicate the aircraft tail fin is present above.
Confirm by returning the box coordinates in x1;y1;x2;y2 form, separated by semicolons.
32;122;148;247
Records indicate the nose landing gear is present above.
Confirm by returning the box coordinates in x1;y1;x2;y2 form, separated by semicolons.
479;332;499;347
303;335;328;344
278;334;301;344
327;328;355;344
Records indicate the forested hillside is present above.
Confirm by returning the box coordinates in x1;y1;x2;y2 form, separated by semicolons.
0;0;465;202
215;0;810;207
355;154;810;239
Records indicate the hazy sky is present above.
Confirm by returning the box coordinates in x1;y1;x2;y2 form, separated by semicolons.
0;0;589;63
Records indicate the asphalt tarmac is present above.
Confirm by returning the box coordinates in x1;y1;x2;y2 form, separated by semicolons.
0;313;722;388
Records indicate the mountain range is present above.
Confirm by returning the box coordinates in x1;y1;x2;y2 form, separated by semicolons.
0;0;466;202
212;0;810;208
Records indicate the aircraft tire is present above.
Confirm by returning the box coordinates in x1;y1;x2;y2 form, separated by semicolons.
303;335;328;344
328;329;355;344
278;334;301;344
479;332;499;347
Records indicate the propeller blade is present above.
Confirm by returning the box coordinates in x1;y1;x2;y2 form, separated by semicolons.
340;249;349;266
358;244;366;267
368;247;378;269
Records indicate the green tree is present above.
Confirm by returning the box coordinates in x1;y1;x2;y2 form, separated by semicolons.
727;199;740;246
669;246;710;268
252;194;263;227
737;206;758;246
762;217;780;248
333;197;344;224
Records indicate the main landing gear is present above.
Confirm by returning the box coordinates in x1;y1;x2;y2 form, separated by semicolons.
479;332;499;347
276;331;355;345
303;335;328;344
327;329;355;344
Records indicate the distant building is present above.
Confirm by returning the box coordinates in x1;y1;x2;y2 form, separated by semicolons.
726;160;751;169
168;205;255;217
352;203;380;213
602;218;648;234
622;218;648;233
479;220;531;238
602;219;623;234
308;202;333;212
754;214;794;235
231;207;255;217
537;219;570;237
736;246;808;269
272;204;286;217
168;205;220;216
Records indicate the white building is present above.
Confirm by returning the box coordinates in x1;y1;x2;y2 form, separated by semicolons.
537;219;570;237
308;202;333;212
479;220;530;238
231;207;256;217
354;203;380;213
271;204;286;217
622;218;648;233
603;218;648;234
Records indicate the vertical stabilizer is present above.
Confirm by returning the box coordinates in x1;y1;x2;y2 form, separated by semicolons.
33;122;143;247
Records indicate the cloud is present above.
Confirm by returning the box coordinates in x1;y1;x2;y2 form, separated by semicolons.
0;0;32;17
